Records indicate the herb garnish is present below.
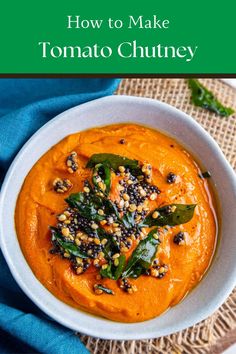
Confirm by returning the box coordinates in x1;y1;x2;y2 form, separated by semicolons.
140;204;196;227
92;163;111;195
86;153;139;170
100;255;126;280
122;211;136;228
50;227;88;258
50;153;197;293
122;229;160;279
97;228;120;259
188;79;234;117
94;284;114;295
66;192;105;222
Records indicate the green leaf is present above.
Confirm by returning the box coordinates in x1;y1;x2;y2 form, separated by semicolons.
141;204;196;228
97;228;120;259
65;192;104;222
122;228;160;279
66;189;134;231
66;190;123;225
86;153;139;171
122;211;136;228
100;262;113;279
95;284;114;295
57;239;88;258
66;191;84;205
103;200;136;229
92;163;111;195
102;198;120;220
50;227;88;258
114;255;126;279
188;79;234;117
100;254;126;280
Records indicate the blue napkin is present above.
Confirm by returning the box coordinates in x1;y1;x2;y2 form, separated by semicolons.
0;78;121;353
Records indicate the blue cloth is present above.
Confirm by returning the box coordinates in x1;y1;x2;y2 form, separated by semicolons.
0;78;121;353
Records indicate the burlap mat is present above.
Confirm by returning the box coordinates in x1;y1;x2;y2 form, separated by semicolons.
80;79;236;353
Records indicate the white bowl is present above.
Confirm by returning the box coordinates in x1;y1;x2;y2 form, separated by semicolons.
0;95;236;340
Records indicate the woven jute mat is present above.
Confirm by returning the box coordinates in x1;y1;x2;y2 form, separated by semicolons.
80;79;236;353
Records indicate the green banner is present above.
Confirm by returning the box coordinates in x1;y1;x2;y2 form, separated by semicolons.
0;0;235;74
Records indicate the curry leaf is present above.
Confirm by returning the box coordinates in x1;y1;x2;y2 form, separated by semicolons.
122;211;136;228
50;227;88;258
66;190;123;224
122;228;160;279
66;190;135;229
100;262;113;279
65;192;104;222
97;228;120;259
100;255;126;280
86;153;139;171
95;284;114;295
92;163;111;195
57;240;88;258
188;79;234;117
141;204;196;228
102;198;120;220
114;255;126;279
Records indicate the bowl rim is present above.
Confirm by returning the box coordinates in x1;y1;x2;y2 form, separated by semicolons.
0;94;236;340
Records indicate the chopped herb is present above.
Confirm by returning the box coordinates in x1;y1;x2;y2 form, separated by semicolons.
94;284;114;295
188;79;234;117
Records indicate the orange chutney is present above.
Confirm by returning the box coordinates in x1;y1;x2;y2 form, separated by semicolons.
15;124;217;322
